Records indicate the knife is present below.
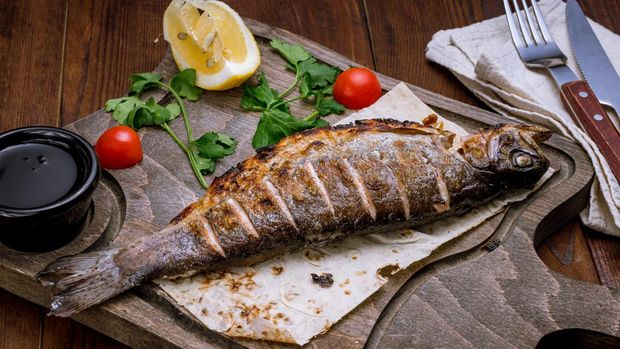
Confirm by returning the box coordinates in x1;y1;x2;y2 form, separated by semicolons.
564;0;620;180
567;0;620;127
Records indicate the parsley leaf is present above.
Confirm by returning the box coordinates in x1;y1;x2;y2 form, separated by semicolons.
166;102;181;118
192;149;216;174
313;119;331;128
298;58;340;88
302;111;330;128
105;95;145;124
146;98;176;124
128;98;178;129
317;97;345;116
252;109;317;149
298;73;339;100
128;106;153;129
270;39;312;68
129;72;162;95
193;132;238;160
190;130;236;175
299;77;311;97
240;73;281;111
170;69;203;101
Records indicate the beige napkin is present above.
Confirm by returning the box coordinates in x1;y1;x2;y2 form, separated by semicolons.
426;0;620;237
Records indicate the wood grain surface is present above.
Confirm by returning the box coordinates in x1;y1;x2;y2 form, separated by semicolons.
1;1;619;348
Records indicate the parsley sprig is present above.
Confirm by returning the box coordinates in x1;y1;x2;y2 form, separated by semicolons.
241;39;345;149
105;69;237;188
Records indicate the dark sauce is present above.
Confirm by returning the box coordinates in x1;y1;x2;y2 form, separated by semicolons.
0;143;78;209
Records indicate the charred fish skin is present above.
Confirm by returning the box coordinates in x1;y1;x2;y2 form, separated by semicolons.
200;119;522;251
38;119;551;317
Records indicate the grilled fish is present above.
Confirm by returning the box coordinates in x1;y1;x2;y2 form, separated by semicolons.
38;119;551;317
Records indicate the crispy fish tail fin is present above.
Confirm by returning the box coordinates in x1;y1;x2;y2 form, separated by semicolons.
37;248;130;317
37;223;212;317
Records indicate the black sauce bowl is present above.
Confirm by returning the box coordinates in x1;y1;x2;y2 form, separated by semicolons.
0;127;101;252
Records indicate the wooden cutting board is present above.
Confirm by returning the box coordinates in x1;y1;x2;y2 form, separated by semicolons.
1;18;619;349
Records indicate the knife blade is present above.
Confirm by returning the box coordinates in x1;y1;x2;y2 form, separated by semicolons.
567;0;620;120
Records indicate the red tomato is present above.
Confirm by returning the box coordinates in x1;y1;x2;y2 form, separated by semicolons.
95;126;143;169
333;67;382;109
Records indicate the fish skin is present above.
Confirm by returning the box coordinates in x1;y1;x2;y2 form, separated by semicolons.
37;118;551;317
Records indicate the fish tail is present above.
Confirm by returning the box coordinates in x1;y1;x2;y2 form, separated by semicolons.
37;222;217;317
37;248;130;317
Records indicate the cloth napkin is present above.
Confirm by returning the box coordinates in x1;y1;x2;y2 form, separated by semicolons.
426;0;620;237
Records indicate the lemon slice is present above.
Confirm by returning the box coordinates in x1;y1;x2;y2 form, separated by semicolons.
163;0;261;91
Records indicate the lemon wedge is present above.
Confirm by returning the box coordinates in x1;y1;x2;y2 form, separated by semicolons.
163;0;261;91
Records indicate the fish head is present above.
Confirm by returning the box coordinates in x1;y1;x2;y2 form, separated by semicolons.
460;124;552;188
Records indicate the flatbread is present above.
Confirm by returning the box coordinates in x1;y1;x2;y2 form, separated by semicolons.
157;83;553;345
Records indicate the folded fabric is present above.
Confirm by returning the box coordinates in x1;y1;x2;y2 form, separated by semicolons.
426;0;620;237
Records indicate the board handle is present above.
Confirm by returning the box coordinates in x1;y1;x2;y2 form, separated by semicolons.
560;80;620;182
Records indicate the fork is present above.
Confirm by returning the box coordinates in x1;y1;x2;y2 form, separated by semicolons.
503;0;620;182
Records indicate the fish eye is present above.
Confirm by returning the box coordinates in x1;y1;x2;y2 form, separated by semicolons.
513;153;533;168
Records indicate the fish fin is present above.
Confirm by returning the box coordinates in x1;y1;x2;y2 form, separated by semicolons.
37;248;128;317
517;124;552;144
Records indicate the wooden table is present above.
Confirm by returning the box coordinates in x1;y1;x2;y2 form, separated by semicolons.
1;1;619;348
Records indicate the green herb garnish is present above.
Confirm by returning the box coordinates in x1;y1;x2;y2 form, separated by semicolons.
241;39;344;149
105;69;237;188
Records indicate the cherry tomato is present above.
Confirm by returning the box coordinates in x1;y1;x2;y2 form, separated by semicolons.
95;126;143;169
333;67;382;109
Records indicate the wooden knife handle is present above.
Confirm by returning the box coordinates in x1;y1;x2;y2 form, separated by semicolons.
560;80;620;182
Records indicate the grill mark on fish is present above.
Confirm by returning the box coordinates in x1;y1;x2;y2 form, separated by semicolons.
226;197;259;238
342;158;377;221
305;160;336;219
385;164;410;220
263;178;298;231
197;215;226;257
432;168;451;213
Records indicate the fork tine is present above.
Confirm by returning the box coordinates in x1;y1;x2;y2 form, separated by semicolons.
530;0;553;43
511;0;534;47
520;0;543;44
503;0;525;48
